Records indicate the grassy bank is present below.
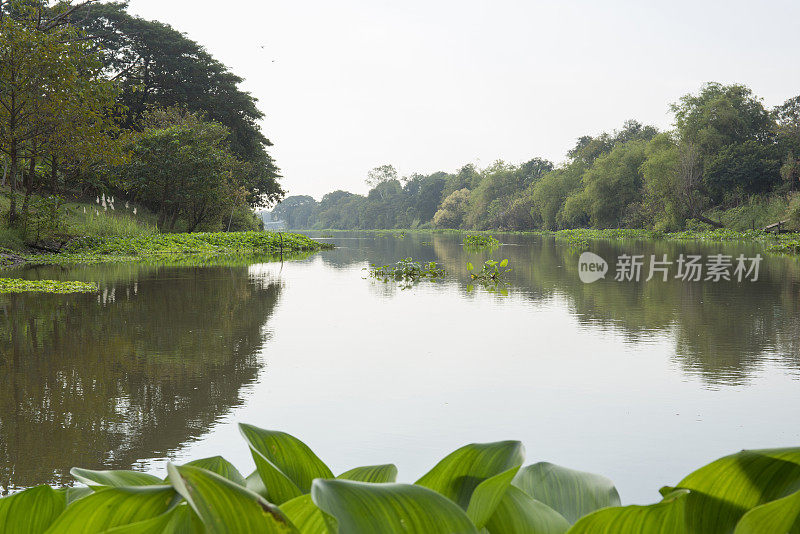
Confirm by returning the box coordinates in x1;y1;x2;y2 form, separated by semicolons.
6;231;333;268
0;189;332;269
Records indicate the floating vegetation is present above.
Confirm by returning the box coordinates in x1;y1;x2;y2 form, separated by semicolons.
368;257;445;288
464;234;500;249
3;423;800;532
0;279;98;294
467;259;512;294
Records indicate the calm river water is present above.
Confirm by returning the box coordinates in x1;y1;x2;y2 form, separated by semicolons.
1;231;799;503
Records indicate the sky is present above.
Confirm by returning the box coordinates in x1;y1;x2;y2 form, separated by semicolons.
126;0;800;200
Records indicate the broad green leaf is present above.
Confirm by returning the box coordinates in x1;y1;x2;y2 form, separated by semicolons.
0;486;66;534
416;440;524;511
62;487;93;504
567;489;689;533
466;466;519;528
467;262;474;271
167;463;298;533
311;480;478;534
513;462;620;524
246;470;268;498
281;494;334;534
70;468;163;488
734;488;800;533
485;486;569;534
45;485;175;533
337;464;397;483
100;504;204;534
673;447;800;533
239;424;333;504
499;259;509;267
185;456;246;486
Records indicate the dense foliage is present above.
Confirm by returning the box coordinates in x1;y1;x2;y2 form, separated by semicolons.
0;0;282;246
61;231;332;256
1;424;798;532
273;86;800;233
368;257;445;287
0;278;98;293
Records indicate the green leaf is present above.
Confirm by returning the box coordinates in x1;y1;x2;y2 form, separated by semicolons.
513;462;620;524
499;259;509;267
99;504;204;534
485;486;570;534
281;494;335;534
467;262;474;271
185;456;246;486
674;447;800;533
0;486;66;534
466;466;520;528
44;485;175;533
167;463;298;533
416;440;524;516
567;489;689;533
246;470;268;498
311;480;478;533
239;424;334;505
337;464;398;483
62;487;93;505
70;468;163;488
734;488;800;533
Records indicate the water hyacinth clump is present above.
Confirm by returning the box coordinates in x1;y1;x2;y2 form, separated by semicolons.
464;234;501;249
2;424;799;533
0;279;99;293
369;257;446;287
61;231;332;257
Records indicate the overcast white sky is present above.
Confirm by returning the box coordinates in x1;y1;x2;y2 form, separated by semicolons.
127;0;800;200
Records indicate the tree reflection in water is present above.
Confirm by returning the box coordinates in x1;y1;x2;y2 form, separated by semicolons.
0;264;282;493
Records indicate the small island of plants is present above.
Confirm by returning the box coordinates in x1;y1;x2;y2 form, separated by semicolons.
0;279;98;293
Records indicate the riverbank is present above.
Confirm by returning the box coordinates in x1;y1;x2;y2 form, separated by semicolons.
0;231;333;270
301;227;800;255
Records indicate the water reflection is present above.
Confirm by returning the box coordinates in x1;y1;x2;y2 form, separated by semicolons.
311;231;800;386
0;264;282;492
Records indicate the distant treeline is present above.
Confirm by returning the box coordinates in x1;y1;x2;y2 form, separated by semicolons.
274;83;800;231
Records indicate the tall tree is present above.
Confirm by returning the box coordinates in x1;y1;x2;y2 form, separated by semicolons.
0;0;119;224
74;2;283;207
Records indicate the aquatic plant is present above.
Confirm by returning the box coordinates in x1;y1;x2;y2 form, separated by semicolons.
0;279;98;294
467;259;511;282
464;234;500;248
368;258;445;287
1;424;798;532
62;231;331;256
466;259;512;295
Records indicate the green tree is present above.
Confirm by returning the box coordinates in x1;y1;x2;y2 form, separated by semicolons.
75;2;282;207
121;109;239;231
433;188;470;228
0;1;120;225
672;83;776;202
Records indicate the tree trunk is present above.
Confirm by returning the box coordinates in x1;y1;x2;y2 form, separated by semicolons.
50;156;58;194
693;213;725;228
8;144;18;225
21;155;36;227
